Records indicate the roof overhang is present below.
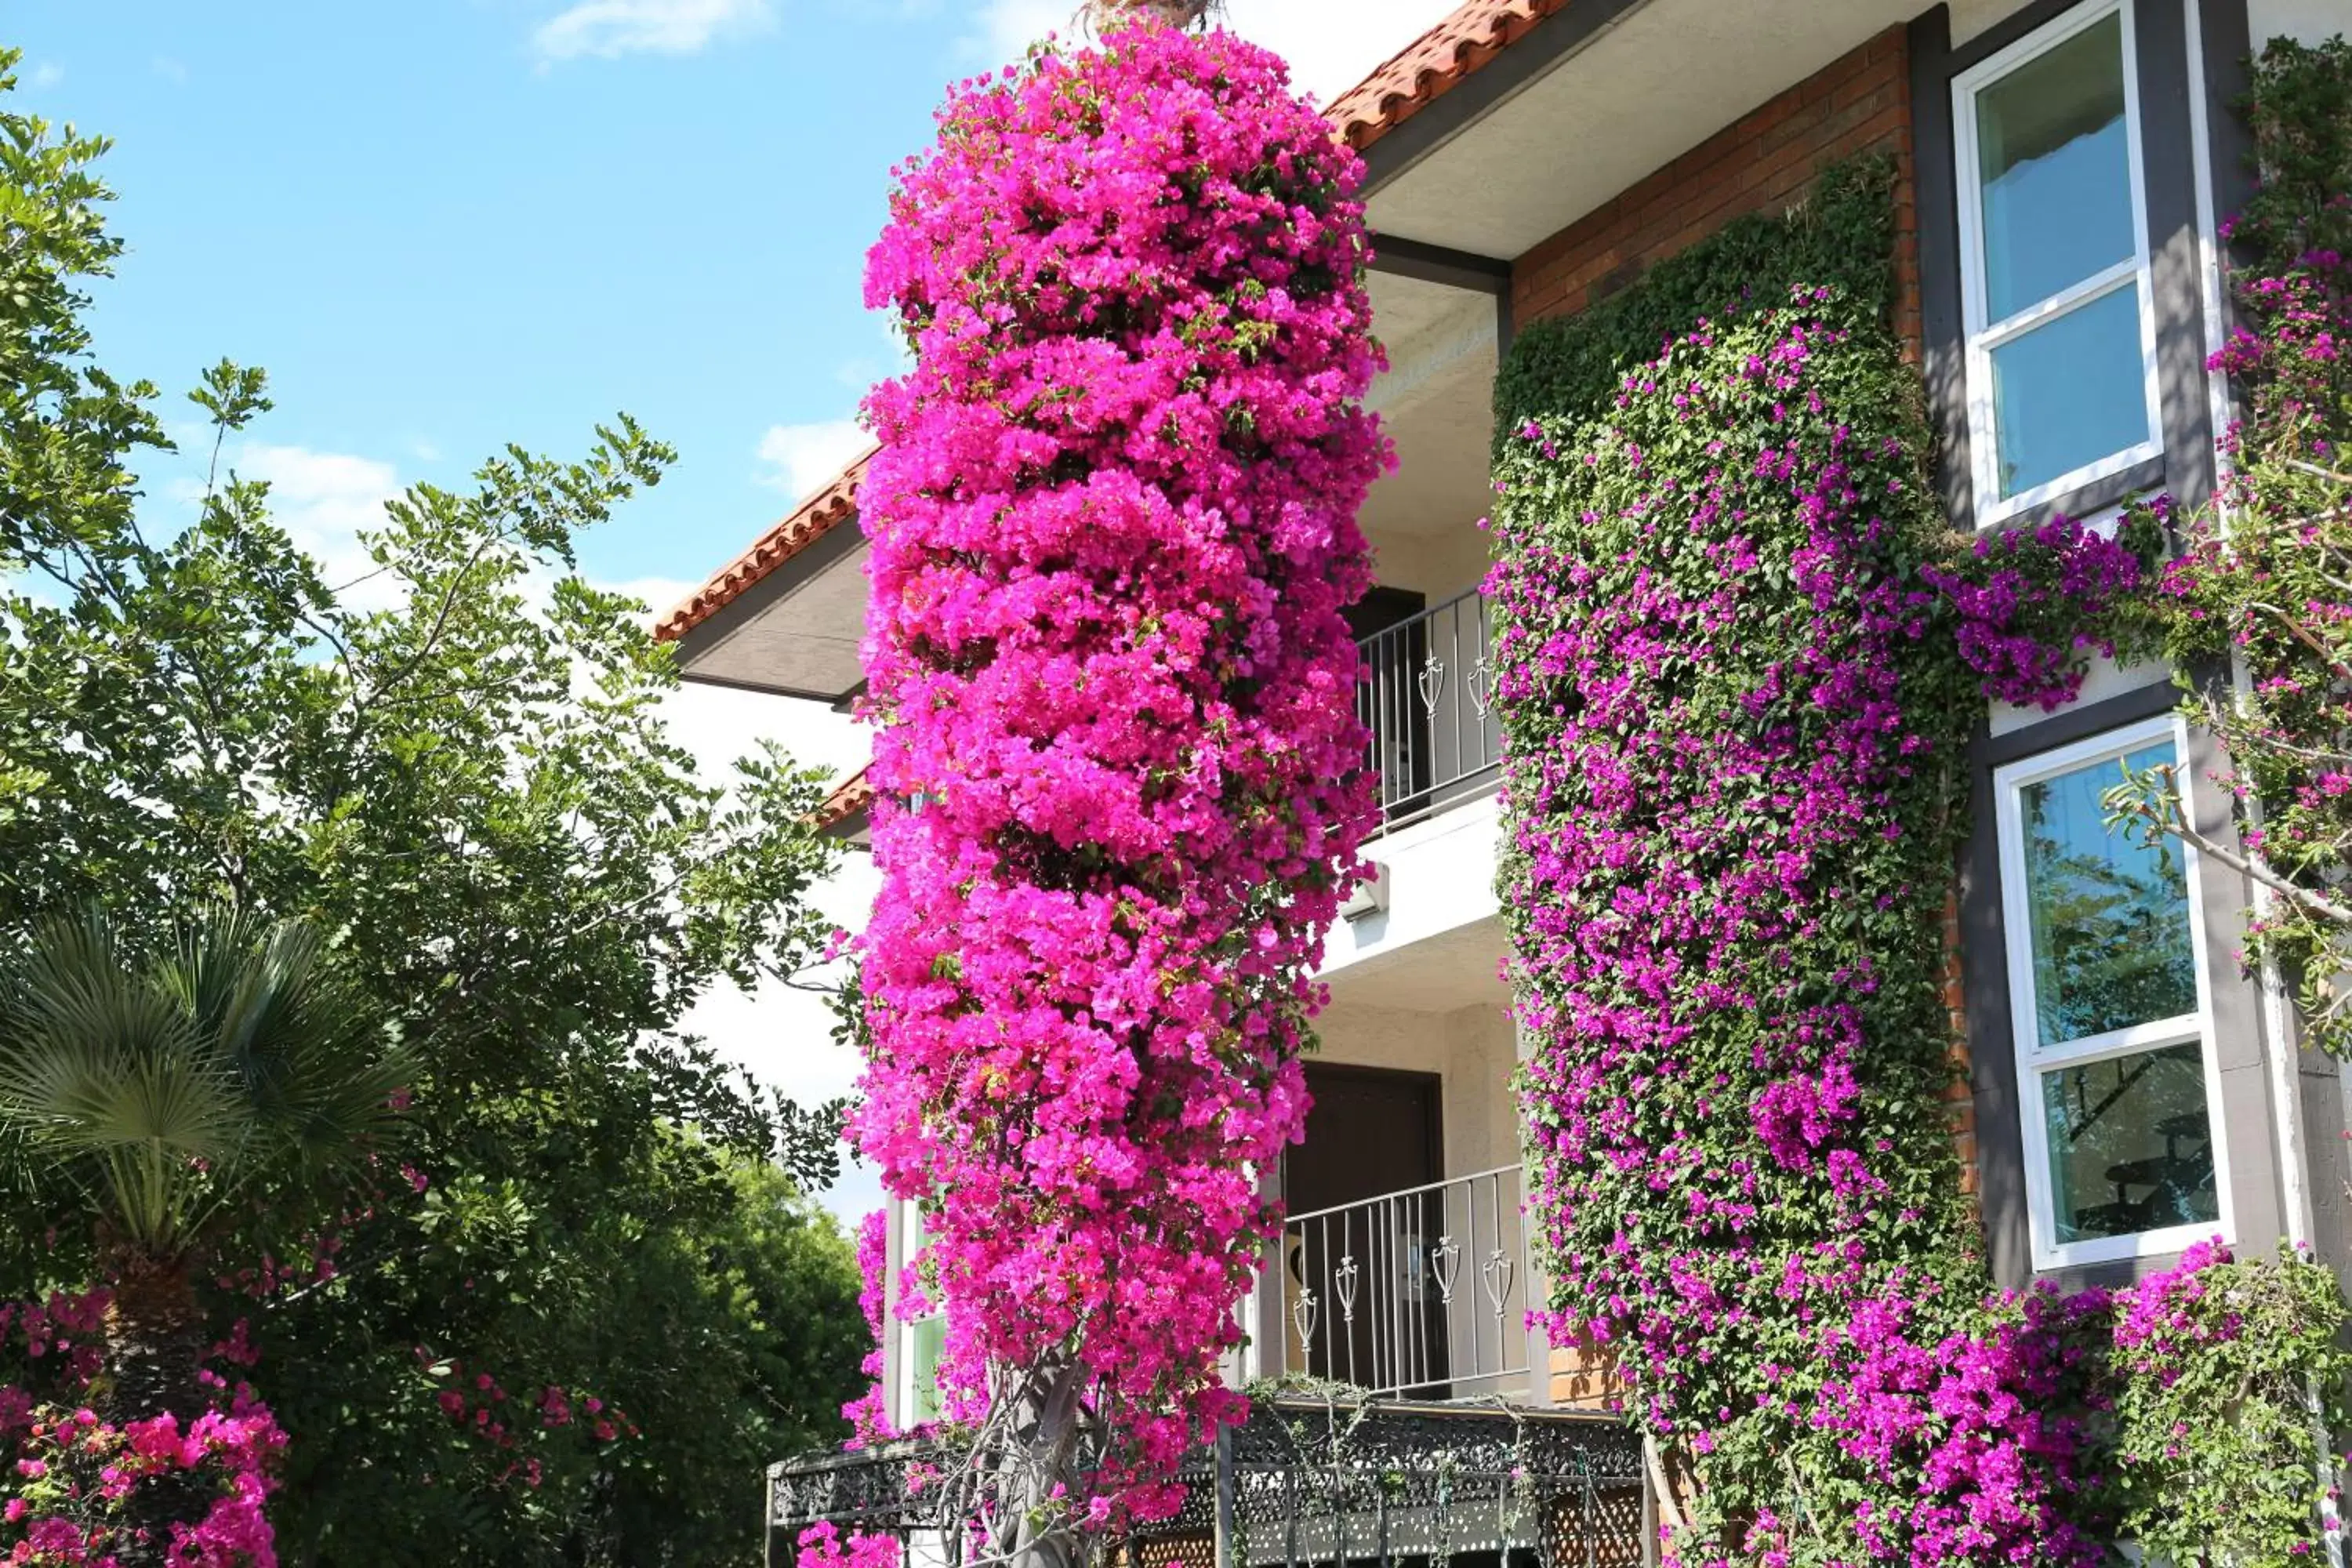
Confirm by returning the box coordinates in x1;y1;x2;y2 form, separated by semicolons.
662;0;2056;697
656;452;873;701
1355;0;1936;260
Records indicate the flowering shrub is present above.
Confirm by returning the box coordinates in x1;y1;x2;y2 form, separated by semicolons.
2108;35;2352;1058
1;1292;285;1567
840;1210;895;1449
2098;1242;2350;1563
1490;56;2352;1549
853;13;1384;1541
1490;292;2017;1561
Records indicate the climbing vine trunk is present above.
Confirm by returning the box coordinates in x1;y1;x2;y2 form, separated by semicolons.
1083;0;1214;29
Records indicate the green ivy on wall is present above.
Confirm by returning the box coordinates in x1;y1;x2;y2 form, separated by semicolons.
1486;96;2352;1559
1493;158;1900;448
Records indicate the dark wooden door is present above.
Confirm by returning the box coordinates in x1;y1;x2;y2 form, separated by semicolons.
1348;586;1432;822
1285;1064;1446;1395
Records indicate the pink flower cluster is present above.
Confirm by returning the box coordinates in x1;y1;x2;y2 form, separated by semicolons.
1922;510;2150;712
417;1352;630;1486
840;1210;895;1448
3;1396;285;1567
852;18;1385;1523
795;1522;902;1568
1;1288;286;1567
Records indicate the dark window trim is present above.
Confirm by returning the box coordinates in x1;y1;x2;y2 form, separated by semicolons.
1962;670;2288;1290
1912;0;2222;534
1964;678;2176;1290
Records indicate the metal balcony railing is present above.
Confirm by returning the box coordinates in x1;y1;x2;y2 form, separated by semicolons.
767;1398;1650;1568
1276;1165;1534;1401
1356;587;1503;834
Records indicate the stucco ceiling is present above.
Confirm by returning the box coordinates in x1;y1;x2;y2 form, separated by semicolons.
1365;0;1931;260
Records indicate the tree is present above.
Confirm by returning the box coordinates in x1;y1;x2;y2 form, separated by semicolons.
855;11;1384;1561
0;910;405;1424
2107;37;2352;1057
0;49;865;1564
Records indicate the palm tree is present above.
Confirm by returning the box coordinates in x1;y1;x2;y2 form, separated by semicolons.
0;909;408;1423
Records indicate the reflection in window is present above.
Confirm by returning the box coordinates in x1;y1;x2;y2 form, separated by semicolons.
1958;2;2158;514
1975;12;2133;320
2021;740;2198;1047
2000;725;2224;1264
2040;1042;2217;1243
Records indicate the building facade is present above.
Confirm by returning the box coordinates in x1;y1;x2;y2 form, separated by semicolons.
661;0;2349;1457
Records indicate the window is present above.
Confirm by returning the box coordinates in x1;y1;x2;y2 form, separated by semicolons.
1955;0;2163;526
896;1203;946;1427
1994;717;2230;1269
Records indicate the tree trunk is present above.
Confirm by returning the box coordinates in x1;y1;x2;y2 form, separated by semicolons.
102;1248;206;1424
101;1248;212;1568
1083;0;1215;34
986;1359;1093;1568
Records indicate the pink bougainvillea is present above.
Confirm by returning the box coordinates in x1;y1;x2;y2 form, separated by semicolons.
851;16;1385;1526
1;1291;285;1568
840;1210;895;1449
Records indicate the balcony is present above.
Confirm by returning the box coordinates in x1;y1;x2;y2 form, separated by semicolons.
1357;587;1501;837
767;1398;1648;1568
1272;1166;1536;1403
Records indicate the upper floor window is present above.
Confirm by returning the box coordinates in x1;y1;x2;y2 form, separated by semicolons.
1955;0;2163;526
1994;717;2230;1270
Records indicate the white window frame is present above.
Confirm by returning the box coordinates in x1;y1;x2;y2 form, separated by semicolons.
1953;0;2165;529
893;1200;945;1429
1994;713;2234;1271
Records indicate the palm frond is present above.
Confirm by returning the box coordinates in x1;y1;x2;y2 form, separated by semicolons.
0;906;407;1253
170;911;410;1172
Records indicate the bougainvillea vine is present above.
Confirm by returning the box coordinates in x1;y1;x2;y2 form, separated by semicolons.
1490;37;2352;1557
1;1290;285;1568
851;13;1385;1552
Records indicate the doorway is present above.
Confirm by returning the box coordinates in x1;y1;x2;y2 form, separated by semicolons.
1284;1063;1447;1396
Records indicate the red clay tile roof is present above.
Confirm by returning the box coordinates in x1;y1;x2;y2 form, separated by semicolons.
815;764;876;838
653;448;876;644
662;4;1564;648
1326;0;1570;153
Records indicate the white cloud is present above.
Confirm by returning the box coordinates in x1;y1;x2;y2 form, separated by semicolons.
656;679;884;1221
151;56;188;83
532;0;774;62
29;62;64;89
754;419;870;504
176;444;406;612
961;0;1459;103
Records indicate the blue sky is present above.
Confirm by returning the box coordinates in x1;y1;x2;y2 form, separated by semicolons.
9;0;1453;603
6;0;1458;1216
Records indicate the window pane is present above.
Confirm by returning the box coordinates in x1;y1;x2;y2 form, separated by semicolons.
2040;1042;2218;1244
1976;11;2134;320
2021;739;2197;1046
1990;281;2151;499
909;1316;945;1425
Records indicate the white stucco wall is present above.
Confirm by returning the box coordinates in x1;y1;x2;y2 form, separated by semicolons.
1320;793;1505;1002
1314;996;1521;1181
2249;0;2347;47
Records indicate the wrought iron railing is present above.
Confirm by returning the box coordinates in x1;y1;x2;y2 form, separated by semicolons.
767;1399;1650;1568
1274;1166;1534;1400
1356;588;1502;834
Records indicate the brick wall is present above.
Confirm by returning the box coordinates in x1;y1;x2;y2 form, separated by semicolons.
1526;24;1962;1409
1508;26;1922;360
